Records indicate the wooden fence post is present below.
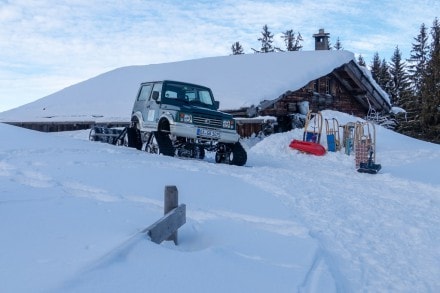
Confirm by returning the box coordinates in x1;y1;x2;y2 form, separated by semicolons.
164;185;179;244
143;185;185;245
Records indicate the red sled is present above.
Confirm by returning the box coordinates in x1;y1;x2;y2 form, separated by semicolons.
289;139;326;156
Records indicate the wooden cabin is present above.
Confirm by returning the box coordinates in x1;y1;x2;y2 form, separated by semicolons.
230;59;390;137
228;29;390;138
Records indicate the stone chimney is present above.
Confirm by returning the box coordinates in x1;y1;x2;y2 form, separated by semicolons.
313;28;330;50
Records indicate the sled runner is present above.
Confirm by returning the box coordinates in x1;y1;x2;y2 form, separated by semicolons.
290;110;326;156
342;122;356;155
354;121;381;174
325;118;341;152
357;148;382;174
303;111;323;144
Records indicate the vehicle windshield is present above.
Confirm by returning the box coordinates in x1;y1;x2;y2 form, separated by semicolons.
163;83;214;106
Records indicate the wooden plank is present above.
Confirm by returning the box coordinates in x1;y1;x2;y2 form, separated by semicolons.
144;204;186;244
164;185;178;243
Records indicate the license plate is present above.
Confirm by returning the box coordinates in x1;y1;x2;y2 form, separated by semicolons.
197;127;220;138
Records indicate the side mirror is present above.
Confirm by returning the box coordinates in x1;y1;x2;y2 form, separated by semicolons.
152;91;159;102
214;101;220;109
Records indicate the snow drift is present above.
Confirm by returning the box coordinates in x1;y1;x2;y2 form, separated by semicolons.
1;110;439;292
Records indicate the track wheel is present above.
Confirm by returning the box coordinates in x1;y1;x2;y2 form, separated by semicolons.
146;131;175;157
229;142;247;166
215;143;228;163
127;126;142;150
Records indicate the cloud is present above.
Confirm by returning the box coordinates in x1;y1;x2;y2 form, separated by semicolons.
0;0;439;112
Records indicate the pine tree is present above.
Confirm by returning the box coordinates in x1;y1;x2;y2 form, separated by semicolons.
231;42;244;55
419;17;440;142
398;23;430;136
334;37;343;50
281;30;303;51
408;23;429;95
379;59;393;101
389;46;411;106
370;52;381;81
357;54;366;66
370;53;392;96
252;24;275;53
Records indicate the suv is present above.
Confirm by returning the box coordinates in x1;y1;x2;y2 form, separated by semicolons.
127;80;247;166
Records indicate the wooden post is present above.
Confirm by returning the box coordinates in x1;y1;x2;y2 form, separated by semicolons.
164;185;179;244
143;185;185;245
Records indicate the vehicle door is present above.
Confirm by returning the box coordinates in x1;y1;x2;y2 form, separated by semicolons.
133;83;153;124
143;82;163;130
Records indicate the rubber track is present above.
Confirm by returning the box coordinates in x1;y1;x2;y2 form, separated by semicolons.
155;131;175;157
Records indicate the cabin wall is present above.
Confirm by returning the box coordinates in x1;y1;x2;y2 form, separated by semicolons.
237;123;262;138
231;74;368;137
5;121;130;132
259;75;366;118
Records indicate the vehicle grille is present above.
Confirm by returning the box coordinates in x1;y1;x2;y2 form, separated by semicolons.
193;115;222;128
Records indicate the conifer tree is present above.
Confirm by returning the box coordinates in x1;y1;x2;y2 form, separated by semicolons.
419;17;440;142
370;52;381;81
380;59;393;97
379;59;392;89
408;23;429;95
231;42;244;55
398;22;430;135
389;46;411;106
370;53;392;96
334;37;343;50
357;54;366;66
252;24;276;53
281;30;303;51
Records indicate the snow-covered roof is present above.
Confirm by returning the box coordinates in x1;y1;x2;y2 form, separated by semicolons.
0;50;386;123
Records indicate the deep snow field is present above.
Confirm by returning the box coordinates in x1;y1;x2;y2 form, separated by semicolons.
1;110;439;292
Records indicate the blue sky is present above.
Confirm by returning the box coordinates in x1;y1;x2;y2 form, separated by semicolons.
0;0;439;112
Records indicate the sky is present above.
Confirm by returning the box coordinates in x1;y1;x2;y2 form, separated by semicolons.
0;0;439;113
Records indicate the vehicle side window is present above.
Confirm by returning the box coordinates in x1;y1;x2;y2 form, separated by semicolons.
199;90;213;105
137;85;152;101
186;90;196;101
164;88;178;99
152;83;162;101
164;84;183;100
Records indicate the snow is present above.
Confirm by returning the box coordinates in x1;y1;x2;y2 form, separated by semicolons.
0;50;356;123
1;109;440;292
0;50;438;291
357;64;391;105
391;106;406;114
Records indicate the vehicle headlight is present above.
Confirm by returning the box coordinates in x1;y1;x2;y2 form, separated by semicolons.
179;112;192;123
223;119;235;129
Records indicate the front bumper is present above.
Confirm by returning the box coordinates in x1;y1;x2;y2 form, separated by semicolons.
170;122;239;143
